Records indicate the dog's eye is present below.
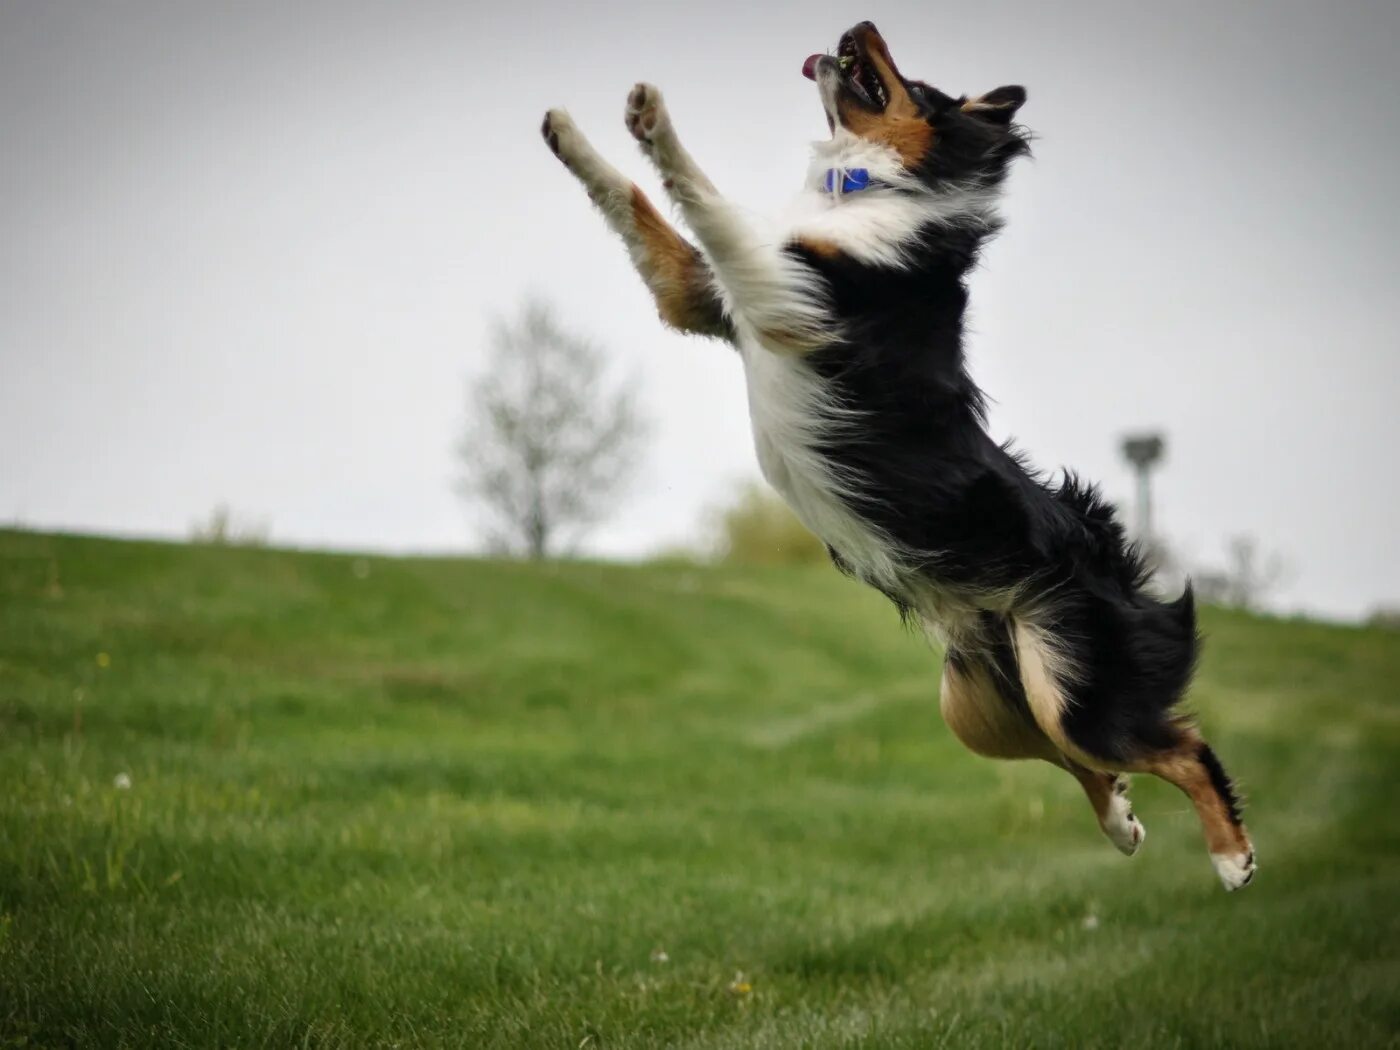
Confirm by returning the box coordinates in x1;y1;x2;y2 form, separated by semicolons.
908;82;938;109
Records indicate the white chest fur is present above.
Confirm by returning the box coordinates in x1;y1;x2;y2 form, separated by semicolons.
714;134;1000;611
738;340;904;592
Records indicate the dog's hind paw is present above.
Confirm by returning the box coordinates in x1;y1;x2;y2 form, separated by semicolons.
1105;810;1145;857
1102;777;1145;857
1211;848;1257;892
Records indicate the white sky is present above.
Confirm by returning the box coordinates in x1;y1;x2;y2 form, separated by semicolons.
3;0;1398;620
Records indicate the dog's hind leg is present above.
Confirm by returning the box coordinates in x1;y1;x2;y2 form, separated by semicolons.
1133;737;1256;891
1011;619;1254;890
1062;762;1145;857
940;648;1145;857
939;650;1055;761
540;109;733;340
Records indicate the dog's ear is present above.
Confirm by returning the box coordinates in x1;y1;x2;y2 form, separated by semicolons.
961;85;1026;125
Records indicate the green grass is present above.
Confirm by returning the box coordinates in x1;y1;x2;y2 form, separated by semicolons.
1;529;1397;1048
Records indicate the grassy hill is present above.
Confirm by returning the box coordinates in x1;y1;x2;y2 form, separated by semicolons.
1;529;1397;1048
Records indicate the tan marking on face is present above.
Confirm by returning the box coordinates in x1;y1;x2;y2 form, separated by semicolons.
837;25;934;167
841;105;933;167
630;186;716;332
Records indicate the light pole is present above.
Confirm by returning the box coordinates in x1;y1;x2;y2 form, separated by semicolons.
1120;433;1164;544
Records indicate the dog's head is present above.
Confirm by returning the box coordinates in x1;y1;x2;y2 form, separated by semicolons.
803;22;1028;185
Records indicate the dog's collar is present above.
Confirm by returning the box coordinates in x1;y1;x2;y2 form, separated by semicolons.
823;167;882;195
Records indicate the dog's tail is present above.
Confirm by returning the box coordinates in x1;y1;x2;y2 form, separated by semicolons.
1042;472;1202;755
1051;469;1200;682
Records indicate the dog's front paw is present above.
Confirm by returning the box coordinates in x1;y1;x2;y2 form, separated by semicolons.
542;108;600;172
541;108;574;165
625;83;671;147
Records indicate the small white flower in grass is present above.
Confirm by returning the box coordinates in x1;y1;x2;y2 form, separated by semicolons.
650;947;669;964
113;772;132;790
1082;912;1099;931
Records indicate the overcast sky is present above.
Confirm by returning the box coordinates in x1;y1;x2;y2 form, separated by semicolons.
3;0;1398;620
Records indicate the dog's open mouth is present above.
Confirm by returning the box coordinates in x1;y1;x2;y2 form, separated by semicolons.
802;29;889;110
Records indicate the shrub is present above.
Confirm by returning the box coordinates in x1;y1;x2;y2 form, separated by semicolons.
712;482;826;566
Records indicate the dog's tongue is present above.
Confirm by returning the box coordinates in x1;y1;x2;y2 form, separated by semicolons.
802;54;822;80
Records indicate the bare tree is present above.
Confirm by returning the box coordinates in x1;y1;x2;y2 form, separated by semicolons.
1194;534;1290;611
1219;534;1289;611
456;300;647;559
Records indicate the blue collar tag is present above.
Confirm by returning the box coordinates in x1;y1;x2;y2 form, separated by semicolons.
824;167;873;195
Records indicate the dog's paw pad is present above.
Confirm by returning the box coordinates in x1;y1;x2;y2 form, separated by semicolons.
1211;848;1257;892
625;83;667;144
541;109;576;165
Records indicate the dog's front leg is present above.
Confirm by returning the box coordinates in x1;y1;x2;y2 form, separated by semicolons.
541;110;732;340
624;84;835;355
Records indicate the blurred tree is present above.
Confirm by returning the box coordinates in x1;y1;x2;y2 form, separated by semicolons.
189;503;268;546
1366;607;1400;630
1193;534;1289;611
712;481;827;566
1219;534;1289;611
456;300;647;559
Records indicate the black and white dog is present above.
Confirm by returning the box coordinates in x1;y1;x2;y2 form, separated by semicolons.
542;21;1255;890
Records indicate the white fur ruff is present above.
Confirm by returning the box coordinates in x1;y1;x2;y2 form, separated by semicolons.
782;132;1001;268
732;138;1004;606
739;342;904;592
